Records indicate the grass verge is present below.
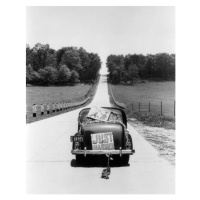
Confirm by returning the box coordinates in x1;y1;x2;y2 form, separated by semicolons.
108;76;175;130
108;77;175;165
127;112;175;130
128;118;175;165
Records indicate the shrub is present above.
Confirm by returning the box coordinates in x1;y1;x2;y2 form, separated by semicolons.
57;65;71;84
38;66;58;85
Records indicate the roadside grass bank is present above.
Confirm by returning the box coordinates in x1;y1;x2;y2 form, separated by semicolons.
107;77;175;165
26;75;100;124
110;80;175;117
129;118;175;165
108;81;175;129
109;78;175;129
127;112;175;130
27;84;92;106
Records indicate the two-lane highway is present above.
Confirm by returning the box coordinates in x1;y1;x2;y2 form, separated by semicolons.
26;74;175;194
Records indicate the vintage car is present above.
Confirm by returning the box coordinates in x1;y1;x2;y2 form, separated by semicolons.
70;107;135;165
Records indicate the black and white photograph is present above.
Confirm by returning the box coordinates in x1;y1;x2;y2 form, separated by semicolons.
3;0;200;199
25;6;176;194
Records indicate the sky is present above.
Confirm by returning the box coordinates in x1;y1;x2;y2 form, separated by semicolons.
26;6;175;74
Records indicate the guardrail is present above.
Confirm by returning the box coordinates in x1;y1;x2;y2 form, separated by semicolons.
108;83;126;109
26;97;90;119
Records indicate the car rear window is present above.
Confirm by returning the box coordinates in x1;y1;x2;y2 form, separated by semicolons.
108;111;123;123
81;109;123;125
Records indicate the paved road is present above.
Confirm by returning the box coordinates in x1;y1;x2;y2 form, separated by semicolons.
26;74;175;194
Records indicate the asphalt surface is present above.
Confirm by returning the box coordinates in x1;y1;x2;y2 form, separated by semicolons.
26;74;175;194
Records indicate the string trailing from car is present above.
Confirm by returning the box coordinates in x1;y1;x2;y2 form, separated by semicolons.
101;154;113;179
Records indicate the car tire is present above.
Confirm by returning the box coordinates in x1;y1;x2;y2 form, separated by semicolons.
121;155;130;165
120;134;133;165
113;155;129;166
76;155;84;164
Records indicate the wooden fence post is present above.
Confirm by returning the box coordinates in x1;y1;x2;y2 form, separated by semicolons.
149;102;150;112
52;103;55;112
47;103;50;114
41;104;44;115
139;102;140;112
174;100;175;116
32;104;37;117
26;105;28;119
161;101;162;115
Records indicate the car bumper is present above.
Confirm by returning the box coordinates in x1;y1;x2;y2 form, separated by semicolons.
71;148;135;157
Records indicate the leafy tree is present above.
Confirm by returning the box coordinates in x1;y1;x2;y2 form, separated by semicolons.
128;63;139;84
78;47;90;81
169;54;175;80
26;64;41;85
154;53;173;80
112;70;120;84
106;55;124;81
26;44;33;66
26;64;34;84
107;61;116;80
31;71;41;84
107;53;175;83
56;47;68;66
78;48;90;68
46;48;57;68
31;43;49;70
87;53;101;81
69;70;80;85
124;54;146;79
39;66;58;85
58;65;71;84
60;47;82;72
145;55;155;78
26;44;101;86
31;43;56;71
137;54;146;79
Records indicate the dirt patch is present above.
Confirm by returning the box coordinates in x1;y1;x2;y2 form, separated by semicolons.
128;118;175;165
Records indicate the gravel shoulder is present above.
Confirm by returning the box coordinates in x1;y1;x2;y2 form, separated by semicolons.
128;118;175;165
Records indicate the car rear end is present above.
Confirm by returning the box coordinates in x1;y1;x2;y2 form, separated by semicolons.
71;122;135;157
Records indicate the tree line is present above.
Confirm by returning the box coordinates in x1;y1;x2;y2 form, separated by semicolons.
26;43;101;86
106;53;175;84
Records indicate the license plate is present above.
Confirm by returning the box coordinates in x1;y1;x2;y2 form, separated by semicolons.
70;136;84;142
91;132;115;150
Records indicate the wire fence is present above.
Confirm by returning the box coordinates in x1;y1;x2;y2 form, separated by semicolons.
127;100;175;117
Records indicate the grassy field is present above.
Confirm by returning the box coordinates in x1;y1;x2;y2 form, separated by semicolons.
26;84;93;106
111;81;175;117
26;81;99;123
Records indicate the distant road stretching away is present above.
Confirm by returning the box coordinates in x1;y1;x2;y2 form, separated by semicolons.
26;74;175;194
